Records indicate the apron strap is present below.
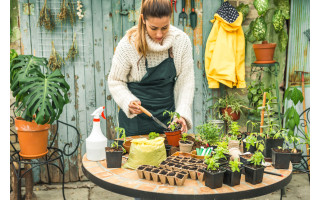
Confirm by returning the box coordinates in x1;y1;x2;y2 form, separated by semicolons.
145;48;173;69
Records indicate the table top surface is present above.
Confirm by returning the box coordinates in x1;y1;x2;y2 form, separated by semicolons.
82;153;292;200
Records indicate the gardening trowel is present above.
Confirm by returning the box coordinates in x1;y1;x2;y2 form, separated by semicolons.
133;102;168;129
190;0;197;29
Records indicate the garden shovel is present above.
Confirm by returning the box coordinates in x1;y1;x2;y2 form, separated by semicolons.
190;0;197;29
133;102;168;129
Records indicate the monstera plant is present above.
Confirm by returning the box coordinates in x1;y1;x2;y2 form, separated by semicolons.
10;54;70;159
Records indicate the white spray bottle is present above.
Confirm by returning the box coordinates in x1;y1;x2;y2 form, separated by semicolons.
86;106;108;161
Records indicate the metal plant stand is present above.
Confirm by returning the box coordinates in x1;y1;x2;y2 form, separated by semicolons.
10;103;80;200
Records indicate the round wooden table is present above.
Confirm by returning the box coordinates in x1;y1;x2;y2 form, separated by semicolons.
82;153;292;200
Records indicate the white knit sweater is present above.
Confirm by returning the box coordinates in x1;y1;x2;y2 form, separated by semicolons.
107;25;195;130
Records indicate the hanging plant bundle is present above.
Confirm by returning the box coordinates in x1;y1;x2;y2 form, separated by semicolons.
66;33;78;61
252;16;267;41
48;41;64;71
76;0;84;19
253;0;269;16
38;0;55;31
236;3;249;22
57;0;76;26
272;10;285;33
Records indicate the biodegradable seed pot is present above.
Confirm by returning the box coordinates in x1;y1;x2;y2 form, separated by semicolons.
272;148;291;169
105;147;123;168
253;41;277;64
159;170;168;184
175;173;186;186
179;140;194;153
167;171;176;186
136;165;146;179
151;168;160;182
143;167;153;181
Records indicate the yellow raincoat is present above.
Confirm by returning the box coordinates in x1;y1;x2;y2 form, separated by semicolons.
205;12;246;88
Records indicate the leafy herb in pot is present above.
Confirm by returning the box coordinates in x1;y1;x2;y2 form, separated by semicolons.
196;122;222;146
163;110;181;131
148;132;160;140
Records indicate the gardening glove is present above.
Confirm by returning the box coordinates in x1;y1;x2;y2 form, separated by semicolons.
228;140;241;161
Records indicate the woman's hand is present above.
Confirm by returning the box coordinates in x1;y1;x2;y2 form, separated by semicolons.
129;100;143;114
171;117;188;133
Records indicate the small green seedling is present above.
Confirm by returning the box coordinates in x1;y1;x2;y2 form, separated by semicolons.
180;133;188;142
248;151;265;167
228;121;241;140
229;160;243;172
163;110;181;131
148;132;160;140
205;156;220;171
111;127;126;153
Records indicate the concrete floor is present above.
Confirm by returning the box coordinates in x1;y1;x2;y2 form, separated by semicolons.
17;173;310;200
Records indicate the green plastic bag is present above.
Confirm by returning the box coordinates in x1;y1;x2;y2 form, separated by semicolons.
252;16;267;41
253;0;269;16
123;137;167;169
272;10;285;33
236;3;249;22
279;29;288;52
275;0;290;19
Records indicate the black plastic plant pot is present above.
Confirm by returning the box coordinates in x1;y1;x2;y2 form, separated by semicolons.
165;144;172;157
223;168;242;186
290;149;302;164
272;148;291;169
106;150;123;168
203;169;226;189
264;138;284;158
243;141;257;154
239;155;251;166
244;165;264;185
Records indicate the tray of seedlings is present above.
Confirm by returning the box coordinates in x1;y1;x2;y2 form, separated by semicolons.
136;155;206;186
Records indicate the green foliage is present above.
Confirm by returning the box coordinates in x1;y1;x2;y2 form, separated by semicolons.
274;0;290;19
247;81;273;117
10;55;70;124
228;122;241;140
10;49;18;63
252;16;267;41
279;29;289;52
272;10;285;33
196;122;222;146
236;3;249;21
112;127;126;152
148;132;160;140
213;142;229;160
284;87;304;105
229;160;243;172
245;132;265;152
163;110;181;131
246;120;259;133
180;133;188;142
248;151;265;167
205;156;220;171
253;0;269;16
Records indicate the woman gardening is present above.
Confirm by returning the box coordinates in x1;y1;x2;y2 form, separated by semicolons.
108;0;195;136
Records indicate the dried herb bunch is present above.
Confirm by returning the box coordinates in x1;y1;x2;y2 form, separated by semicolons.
38;0;55;31
57;0;76;26
48;41;64;71
66;33;78;61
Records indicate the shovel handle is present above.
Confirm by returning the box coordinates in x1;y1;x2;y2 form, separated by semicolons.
133;102;152;117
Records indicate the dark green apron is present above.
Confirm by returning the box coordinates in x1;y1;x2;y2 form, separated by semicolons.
119;49;177;136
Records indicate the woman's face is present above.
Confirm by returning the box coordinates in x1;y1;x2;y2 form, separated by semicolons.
143;16;170;44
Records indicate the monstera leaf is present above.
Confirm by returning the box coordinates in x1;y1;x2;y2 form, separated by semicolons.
15;69;70;125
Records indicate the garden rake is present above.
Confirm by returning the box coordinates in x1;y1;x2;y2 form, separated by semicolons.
179;0;188;26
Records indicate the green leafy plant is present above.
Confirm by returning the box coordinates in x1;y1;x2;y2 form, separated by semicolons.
228;122;241;140
205;156;220;171
210;93;245;117
111;127;126;153
180;133;188;142
283;87;304;138
248;151;265;167
10;49;18;63
10;55;70;124
244;132;265;152
163;110;181;131
196;122;222;146
229;160;243;172
213;142;229;160
148;132;160;140
236;3;249;21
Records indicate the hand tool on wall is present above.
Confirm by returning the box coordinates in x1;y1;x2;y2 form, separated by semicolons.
171;0;177;13
178;0;188;26
294;70;310;168
190;0;197;29
133;102;168;129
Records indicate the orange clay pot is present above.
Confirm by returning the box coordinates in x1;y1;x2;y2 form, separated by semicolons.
253;41;277;64
220;107;241;121
164;129;182;147
15;117;50;159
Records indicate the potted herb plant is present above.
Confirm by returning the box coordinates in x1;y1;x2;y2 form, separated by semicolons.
179;133;194;153
203;156;226;189
196;122;222;148
163;110;182;147
243;132;265;154
228;122;242;140
213;141;230;166
211;93;245;121
10;55;70;159
223;160;243;186
105;127;126;168
246;0;290;63
244;151;265;185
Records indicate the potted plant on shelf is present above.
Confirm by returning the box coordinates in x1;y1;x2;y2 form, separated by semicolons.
105;127;126;168
203;156;226;189
223;160;243;186
163;110;182;147
179;133;194;153
211;93;245;121
244;151;265;185
10;54;70;159
246;0;290;63
196;122;222;149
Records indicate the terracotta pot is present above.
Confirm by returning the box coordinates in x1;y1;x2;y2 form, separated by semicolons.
253;41;277;64
123;140;131;154
15;117;50;159
220;107;240;121
179;140;194;153
164;130;181;147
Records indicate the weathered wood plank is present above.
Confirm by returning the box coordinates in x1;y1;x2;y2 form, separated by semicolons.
102;0;117;142
122;0;135;34
19;0;32;55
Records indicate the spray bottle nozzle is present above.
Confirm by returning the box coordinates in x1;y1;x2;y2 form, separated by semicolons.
91;106;106;121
